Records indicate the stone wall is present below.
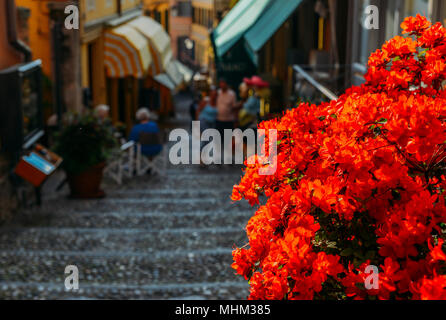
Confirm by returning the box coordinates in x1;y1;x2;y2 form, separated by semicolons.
0;155;18;223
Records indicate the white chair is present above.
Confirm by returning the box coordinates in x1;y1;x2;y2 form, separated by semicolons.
135;132;167;177
104;140;135;185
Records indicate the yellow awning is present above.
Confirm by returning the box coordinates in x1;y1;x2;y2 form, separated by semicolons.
128;16;173;75
104;24;153;78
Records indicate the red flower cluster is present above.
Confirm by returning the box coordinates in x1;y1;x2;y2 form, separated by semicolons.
231;15;446;300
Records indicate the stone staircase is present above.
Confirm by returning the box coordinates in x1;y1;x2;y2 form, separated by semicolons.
0;93;254;300
0;165;253;300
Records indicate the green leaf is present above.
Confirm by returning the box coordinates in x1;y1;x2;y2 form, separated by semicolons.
340;248;354;257
365;251;376;260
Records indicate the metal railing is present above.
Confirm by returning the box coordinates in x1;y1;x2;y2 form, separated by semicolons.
293;65;339;101
292;64;364;105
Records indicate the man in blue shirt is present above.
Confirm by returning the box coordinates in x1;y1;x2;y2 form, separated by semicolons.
129;108;162;157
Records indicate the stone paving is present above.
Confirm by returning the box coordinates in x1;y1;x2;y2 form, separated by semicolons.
0;93;254;299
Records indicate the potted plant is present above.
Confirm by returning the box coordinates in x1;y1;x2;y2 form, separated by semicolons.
54;113;118;199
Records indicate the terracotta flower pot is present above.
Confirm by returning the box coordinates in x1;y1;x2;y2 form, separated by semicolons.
67;162;106;199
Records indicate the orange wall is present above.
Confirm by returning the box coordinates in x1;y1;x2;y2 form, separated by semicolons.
0;5;21;70
16;0;53;77
170;16;192;58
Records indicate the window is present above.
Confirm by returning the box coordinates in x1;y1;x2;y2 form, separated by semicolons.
165;10;169;33
177;1;192;17
86;0;96;11
349;0;434;85
355;0;383;65
192;7;212;28
385;0;431;40
154;10;161;24
353;0;432;66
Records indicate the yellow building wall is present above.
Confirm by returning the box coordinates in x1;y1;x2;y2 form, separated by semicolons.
143;0;169;30
191;0;213;68
191;24;210;67
16;0;52;77
82;0;142;24
192;0;213;10
143;0;167;10
121;0;142;12
158;3;170;29
80;33;108;106
82;0;118;23
81;44;89;88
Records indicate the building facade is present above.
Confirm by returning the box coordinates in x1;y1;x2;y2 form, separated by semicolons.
346;0;445;86
170;0;193;65
80;0;145;129
213;0;446;112
0;0;186;221
191;0;230;72
143;0;170;31
0;1;23;220
0;0;40;221
143;0;193;66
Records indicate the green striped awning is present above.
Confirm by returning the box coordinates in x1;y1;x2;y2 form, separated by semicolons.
212;0;271;59
244;0;303;64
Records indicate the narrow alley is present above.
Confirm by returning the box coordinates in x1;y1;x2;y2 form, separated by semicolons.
0;94;252;299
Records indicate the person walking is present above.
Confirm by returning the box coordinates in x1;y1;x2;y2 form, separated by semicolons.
196;87;218;166
216;78;237;163
198;87;218;132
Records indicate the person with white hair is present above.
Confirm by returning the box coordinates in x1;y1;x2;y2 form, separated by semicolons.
94;104;110;122
129;108;162;158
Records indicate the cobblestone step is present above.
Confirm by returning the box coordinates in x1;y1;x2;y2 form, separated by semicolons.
0;281;249;300
14;210;252;229
117;173;243;189
0;249;242;286
0;227;248;252
31;198;251;215
108;188;235;199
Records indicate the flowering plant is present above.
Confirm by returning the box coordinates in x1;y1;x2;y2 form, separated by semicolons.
231;15;446;300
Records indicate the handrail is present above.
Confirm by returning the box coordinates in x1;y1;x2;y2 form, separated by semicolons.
293;64;339;101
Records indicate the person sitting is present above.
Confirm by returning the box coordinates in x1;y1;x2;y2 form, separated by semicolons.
94;104;110;122
129;108;162;158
